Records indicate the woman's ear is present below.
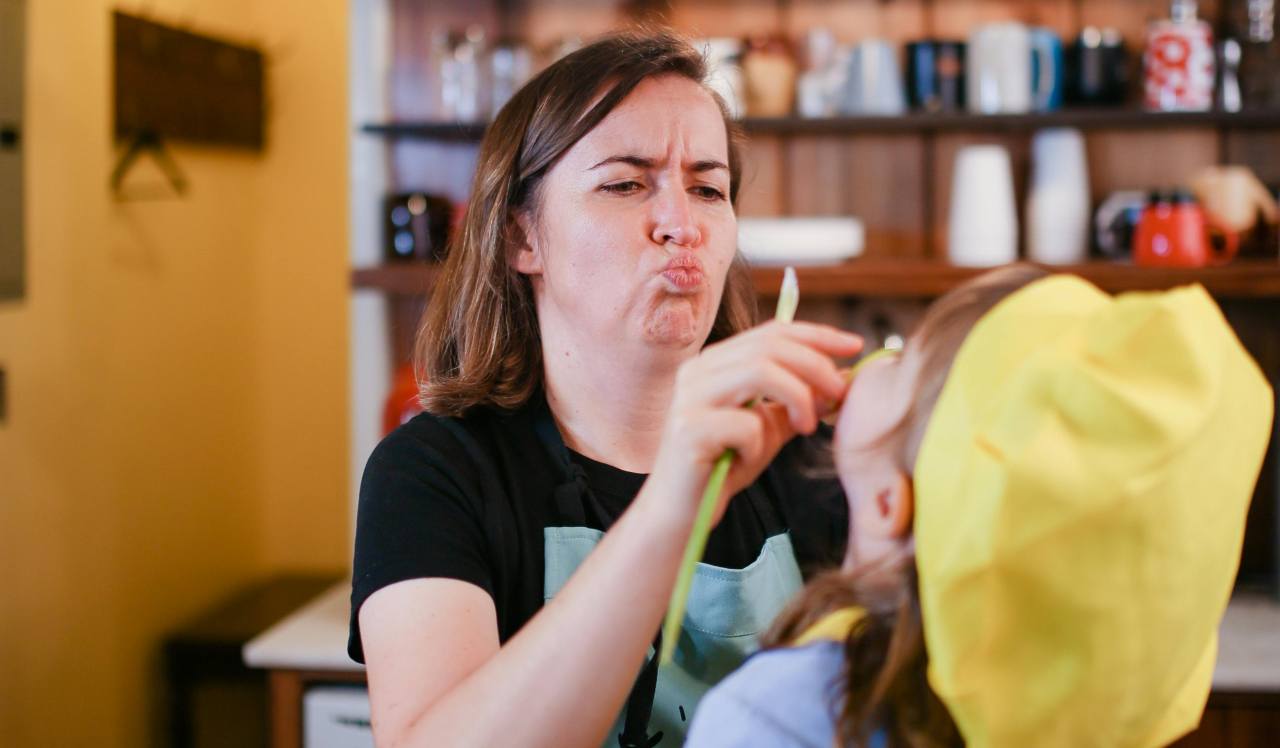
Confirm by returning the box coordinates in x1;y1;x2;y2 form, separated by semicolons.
870;470;914;539
510;211;543;275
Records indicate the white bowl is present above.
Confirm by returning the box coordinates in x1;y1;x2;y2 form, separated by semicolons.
737;217;865;266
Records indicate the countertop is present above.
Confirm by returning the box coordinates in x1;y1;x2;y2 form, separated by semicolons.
244;581;1280;690
243;582;363;673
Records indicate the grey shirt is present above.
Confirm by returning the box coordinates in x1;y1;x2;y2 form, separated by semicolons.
686;641;865;748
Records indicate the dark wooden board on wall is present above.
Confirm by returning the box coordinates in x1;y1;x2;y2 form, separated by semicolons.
113;11;265;149
1;0;25;301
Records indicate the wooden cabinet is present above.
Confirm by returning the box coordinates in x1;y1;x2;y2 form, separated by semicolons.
1172;695;1280;747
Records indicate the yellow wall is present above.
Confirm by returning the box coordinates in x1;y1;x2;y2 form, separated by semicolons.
0;1;349;745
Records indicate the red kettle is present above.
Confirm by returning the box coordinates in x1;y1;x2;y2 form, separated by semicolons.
1134;189;1239;268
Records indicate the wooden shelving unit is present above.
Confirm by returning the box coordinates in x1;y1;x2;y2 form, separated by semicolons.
353;259;1280;300
362;109;1280;142
355;0;1280;602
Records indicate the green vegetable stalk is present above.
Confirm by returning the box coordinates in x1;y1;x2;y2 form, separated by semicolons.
659;266;799;665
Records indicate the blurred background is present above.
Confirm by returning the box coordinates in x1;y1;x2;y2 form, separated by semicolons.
2;1;1279;747
1;0;348;746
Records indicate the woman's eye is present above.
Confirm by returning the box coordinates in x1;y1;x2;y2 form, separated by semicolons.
692;185;726;201
601;181;643;195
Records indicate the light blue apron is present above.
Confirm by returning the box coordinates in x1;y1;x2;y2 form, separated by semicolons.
544;527;803;746
533;403;804;746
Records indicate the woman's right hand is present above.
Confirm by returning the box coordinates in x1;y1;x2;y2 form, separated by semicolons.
644;320;863;529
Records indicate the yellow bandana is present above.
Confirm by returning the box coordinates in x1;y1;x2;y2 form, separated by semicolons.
790;606;867;647
914;276;1273;747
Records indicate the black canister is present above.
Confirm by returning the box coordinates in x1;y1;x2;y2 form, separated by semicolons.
906;40;966;111
1066;27;1129;105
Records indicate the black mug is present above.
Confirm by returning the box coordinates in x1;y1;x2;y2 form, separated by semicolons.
384;192;453;263
1093;190;1147;259
1066;27;1128;105
906;40;966;112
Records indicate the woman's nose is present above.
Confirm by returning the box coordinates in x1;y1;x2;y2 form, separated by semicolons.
650;185;702;247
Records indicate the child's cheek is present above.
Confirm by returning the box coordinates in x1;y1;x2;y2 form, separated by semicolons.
832;403;863;495
833;386;862;444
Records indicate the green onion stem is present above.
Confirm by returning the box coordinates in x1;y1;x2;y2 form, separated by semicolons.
659;267;798;665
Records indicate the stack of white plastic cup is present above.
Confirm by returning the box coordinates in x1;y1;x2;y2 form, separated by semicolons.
1027;127;1091;265
948;144;1019;267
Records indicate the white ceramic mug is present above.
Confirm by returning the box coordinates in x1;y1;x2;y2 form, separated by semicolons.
840;38;906;115
1027;128;1091;265
948;144;1019;267
968;23;1033;114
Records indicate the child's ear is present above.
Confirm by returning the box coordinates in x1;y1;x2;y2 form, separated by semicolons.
510;212;543;275
871;471;914;539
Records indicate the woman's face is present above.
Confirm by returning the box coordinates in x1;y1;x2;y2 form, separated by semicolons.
513;74;737;354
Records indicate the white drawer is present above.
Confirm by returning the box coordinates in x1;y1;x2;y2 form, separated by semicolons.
303;686;374;748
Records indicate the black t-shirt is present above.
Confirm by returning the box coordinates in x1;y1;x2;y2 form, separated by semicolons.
348;391;847;663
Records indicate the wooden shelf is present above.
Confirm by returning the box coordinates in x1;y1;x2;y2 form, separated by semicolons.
352;263;442;296
353;259;1280;300
362;121;488;142
752;260;1280;299
361;109;1280;142
744;109;1280;136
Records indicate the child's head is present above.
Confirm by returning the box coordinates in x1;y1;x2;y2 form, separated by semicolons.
772;265;1273;748
833;264;1049;569
905;272;1270;747
763;265;1050;746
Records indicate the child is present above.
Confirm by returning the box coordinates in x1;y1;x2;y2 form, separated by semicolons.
685;264;1274;748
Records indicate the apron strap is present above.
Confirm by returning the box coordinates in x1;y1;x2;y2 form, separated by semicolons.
533;399;607;528
618;629;665;748
745;478;788;538
532;394;666;744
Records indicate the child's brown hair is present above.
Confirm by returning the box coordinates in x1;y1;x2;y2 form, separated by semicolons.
761;264;1050;747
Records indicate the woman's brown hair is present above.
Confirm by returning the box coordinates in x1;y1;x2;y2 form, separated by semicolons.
761;264;1052;747
415;29;757;416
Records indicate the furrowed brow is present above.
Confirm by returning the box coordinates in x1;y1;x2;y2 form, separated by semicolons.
588;155;655;170
587;156;729;174
690;160;729;174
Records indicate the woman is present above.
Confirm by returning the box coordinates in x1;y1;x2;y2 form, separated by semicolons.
349;30;863;747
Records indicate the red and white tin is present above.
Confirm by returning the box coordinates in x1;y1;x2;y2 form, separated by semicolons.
1144;20;1216;111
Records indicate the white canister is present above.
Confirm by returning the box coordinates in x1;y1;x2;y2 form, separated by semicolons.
948;144;1019;267
699;38;746;119
1027;128;1091;265
796;28;845;118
